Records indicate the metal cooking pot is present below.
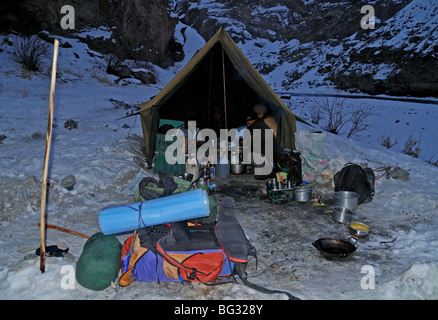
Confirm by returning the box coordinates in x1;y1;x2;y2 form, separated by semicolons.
333;191;359;210
293;185;312;202
230;163;246;174
332;206;354;224
312;237;358;259
178;172;194;181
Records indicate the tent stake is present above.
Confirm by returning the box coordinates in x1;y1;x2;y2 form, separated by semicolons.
40;39;59;273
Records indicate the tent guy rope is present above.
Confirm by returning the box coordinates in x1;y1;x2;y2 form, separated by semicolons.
40;38;59;273
37;223;90;240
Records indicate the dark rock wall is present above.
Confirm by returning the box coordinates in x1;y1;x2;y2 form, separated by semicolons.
1;0;179;67
1;0;436;96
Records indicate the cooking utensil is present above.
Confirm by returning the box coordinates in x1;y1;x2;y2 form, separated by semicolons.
312;237;358;259
293;185;312;202
332;206;354;224
230;163;246;174
333;191;359;210
349;222;370;238
178;172;194;181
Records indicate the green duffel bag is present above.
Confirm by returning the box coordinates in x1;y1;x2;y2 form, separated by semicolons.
75;232;121;291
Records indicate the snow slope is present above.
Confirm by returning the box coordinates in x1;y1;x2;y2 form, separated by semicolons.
0;21;437;301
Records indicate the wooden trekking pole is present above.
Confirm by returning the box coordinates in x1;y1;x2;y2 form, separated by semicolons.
40;39;59;273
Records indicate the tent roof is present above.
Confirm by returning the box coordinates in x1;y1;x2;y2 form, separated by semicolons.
139;27;296;120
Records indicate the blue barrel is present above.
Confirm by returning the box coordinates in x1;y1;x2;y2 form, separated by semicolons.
99;189;210;235
215;157;230;179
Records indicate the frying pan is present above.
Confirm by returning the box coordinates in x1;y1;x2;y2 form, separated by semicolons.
312;237;358;259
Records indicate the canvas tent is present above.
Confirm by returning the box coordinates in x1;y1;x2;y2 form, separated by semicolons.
138;27;299;167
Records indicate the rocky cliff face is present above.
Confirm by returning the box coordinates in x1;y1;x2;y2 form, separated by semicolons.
177;0;408;43
112;0;179;66
0;0;114;36
327;0;438;97
176;0;435;97
2;0;436;96
1;0;180;67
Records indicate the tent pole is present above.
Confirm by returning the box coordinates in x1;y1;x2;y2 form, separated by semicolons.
40;39;59;273
221;47;227;129
207;53;213;123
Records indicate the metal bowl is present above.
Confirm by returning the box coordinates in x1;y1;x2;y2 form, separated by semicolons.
332;206;354;224
178;172;194;181
349;222;370;238
230;163;246;174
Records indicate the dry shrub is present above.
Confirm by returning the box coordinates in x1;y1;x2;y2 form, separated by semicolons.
378;135;398;149
92;73;115;86
402;132;421;158
426;156;438;167
13;35;48;72
105;54;119;75
314;97;374;138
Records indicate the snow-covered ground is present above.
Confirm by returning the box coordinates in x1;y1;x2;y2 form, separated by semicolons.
0;21;437;301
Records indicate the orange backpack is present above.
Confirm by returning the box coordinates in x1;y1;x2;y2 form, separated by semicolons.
119;197;299;299
119;220;233;286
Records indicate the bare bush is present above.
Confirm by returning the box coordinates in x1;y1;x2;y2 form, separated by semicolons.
426;156;438;167
315;97;345;134
346;107;374;138
378;135;398;149
13;35;48;72
104;54;119;75
314;97;374;138
402;132;421;158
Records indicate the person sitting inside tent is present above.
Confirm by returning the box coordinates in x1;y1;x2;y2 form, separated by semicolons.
244;111;282;180
253;104;278;137
207;108;224;136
